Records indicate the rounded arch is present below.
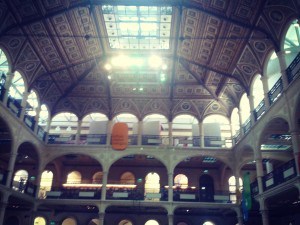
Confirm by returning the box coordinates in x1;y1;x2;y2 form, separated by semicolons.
231;107;240;136
239;93;250;124
61;217;77;225
203;221;215;225
108;153;169;171
174;174;188;188
280;18;300;52
144;219;159;225
39;170;54;198
0;46;12;73
12;169;28;191
118;219;133;225
143;112;169;122
120;171;135;184
250;74;264;108
42;152;103;170
92;171;103;184
87;218;100;225
112;111;140;122
33;216;46;225
66;171;82;184
26;89;40;116
199;174;214;202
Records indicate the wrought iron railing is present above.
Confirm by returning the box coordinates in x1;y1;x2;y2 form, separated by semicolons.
253;99;266;121
286;52;300;83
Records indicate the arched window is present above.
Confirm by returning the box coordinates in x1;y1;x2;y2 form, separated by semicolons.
172;114;199;147
12;169;28;192
0;48;9;75
284;19;300;52
82;112;108;135
34;217;46;225
8;71;25;100
88;219;100;225
145;172;160;200
38;104;50;126
239;93;250;124
231;108;240;136
26;90;39;116
39;170;53;199
67;171;82;184
203;221;214;225
251;75;264;108
92;171;103;184
62;218;77;225
118;219;133;225
228;176;243;203
203;114;231;148
113;113;138;136
120;172;135;184
145;220;159;225
174;174;188;189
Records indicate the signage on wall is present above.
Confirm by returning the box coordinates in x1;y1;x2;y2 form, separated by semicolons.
111;122;128;150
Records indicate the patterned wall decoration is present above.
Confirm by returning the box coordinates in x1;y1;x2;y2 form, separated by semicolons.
203;101;228;117
111;98;141;119
172;99;199;119
140;99;171;119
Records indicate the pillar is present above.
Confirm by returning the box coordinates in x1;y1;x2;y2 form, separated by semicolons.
255;157;264;194
248;94;256;123
106;120;112;145
6;152;17;188
98;212;105;225
168;214;174;225
168;172;173;202
3;72;14;105
20;91;29;121
266;161;273;174
260;75;270;108
261;209;270;225
101;171;108;201
276;50;289;89
199;121;204;148
137;120;142;146
236;207;244;225
75;119;82;144
33;105;41;134
168;121;173;146
34;167;43;199
238;109;244;135
0;194;9;225
290;131;300;176
44;118;51;143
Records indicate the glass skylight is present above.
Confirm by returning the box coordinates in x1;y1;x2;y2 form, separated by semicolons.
102;5;172;49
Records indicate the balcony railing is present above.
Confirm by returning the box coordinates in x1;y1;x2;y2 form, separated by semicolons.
24;114;36;131
286;52;300;83
253;99;266;121
268;77;283;104
251;159;297;196
242;118;252;134
7;96;22;117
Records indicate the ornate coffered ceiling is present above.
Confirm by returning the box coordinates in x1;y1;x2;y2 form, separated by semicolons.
0;0;298;120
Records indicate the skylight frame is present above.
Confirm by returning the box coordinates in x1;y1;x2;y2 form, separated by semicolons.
101;5;173;50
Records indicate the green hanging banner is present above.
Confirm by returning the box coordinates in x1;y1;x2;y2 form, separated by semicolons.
243;172;252;210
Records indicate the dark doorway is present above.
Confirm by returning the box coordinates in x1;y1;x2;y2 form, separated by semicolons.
199;174;214;202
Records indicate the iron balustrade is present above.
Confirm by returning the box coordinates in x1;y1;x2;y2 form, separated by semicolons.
286;52;300;83
242;118;252;134
23;114;36;131
250;179;259;196
0;84;5;101
268;77;283;104
0;168;7;185
83;134;107;145
253;99;266;121
6;96;22;117
48;134;76;144
37;126;47;141
263;159;297;191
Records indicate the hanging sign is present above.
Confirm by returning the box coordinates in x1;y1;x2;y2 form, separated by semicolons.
111;122;128;150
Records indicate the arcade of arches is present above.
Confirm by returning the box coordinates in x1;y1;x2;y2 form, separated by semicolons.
0;1;300;225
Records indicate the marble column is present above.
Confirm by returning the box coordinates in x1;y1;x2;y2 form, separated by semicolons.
199;121;204;148
255;157;264;194
290;131;300;176
168;172;173;202
137;120;142;146
106;120;112;145
168;214;174;225
20;91;29;121
0;195;9;225
260;75;270;108
101;171;108;201
168;121;173;146
276;50;289;89
6;152;17;188
248;94;256;123
33;105;41;134
75;119;82;144
3;72;14;105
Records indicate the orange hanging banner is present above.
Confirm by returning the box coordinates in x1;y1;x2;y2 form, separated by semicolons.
111;122;128;150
